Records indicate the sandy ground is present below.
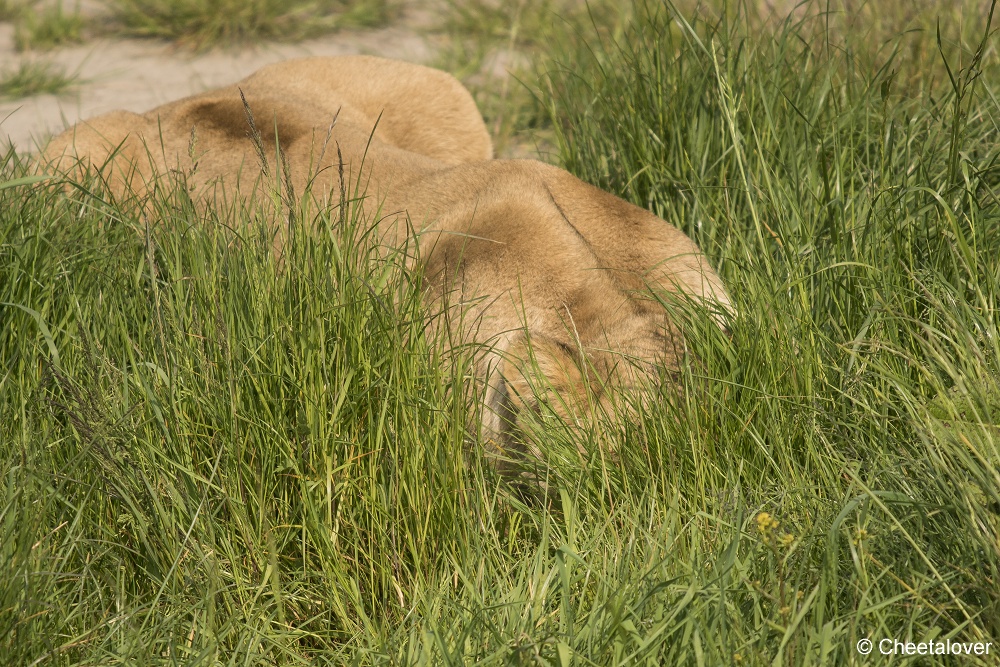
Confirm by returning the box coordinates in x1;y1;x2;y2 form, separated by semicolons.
0;3;440;152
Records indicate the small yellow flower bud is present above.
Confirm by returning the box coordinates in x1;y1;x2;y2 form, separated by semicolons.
756;512;779;534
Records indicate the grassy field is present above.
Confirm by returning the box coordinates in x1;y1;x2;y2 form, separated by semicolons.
2;0;1000;664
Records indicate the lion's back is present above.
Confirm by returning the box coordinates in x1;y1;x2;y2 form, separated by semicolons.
243;56;493;165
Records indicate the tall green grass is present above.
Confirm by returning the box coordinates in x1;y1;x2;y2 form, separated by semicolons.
433;0;631;156
539;0;1000;658
2;0;1000;664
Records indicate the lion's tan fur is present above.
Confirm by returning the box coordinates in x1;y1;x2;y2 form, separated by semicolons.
42;55;731;453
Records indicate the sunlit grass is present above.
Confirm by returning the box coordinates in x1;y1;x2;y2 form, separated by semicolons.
2;0;999;663
432;0;633;158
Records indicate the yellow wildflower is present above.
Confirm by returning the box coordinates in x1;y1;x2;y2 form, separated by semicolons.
756;512;779;534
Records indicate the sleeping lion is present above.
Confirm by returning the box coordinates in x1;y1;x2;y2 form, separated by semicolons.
42;55;732;459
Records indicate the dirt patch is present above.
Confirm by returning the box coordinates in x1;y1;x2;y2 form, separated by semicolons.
0;2;441;152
